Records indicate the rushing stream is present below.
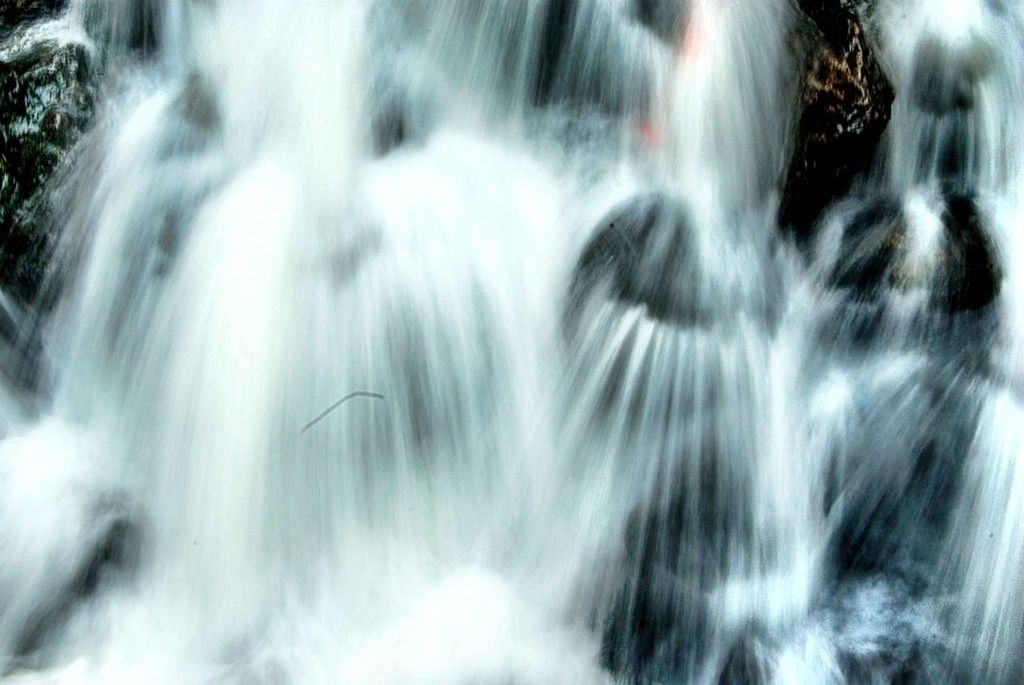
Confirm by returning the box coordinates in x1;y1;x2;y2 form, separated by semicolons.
1;0;1023;682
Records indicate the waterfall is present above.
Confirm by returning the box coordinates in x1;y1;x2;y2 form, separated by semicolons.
1;0;1022;682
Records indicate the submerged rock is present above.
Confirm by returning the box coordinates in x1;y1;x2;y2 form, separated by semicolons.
779;0;894;238
826;197;905;300
601;430;763;681
822;193;1001;316
1;33;94;305
566;192;784;344
566;193;711;330
934;194;1002;313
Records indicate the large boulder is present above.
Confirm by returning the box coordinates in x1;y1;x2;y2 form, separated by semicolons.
779;0;894;238
1;31;95;305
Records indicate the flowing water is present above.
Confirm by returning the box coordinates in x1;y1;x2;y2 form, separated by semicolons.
1;0;1023;682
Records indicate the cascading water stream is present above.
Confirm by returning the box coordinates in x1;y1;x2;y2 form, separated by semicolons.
1;0;1023;683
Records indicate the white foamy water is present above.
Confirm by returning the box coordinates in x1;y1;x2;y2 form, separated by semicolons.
2;0;1024;682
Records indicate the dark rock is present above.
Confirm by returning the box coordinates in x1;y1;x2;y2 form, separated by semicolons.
933;194;1001;313
75;510;140;596
823;194;1001;315
1;36;95;305
815;195;997;586
985;0;1009;14
0;0;67;37
566;193;712;331
630;442;757;579
568;193;785;342
826;196;905;299
832;439;961;585
795;0;864;44
779;0;895;238
632;0;689;44
601;444;758;681
827;364;981;589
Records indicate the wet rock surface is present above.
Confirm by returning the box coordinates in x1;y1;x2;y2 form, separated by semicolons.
828;374;977;585
822;194;1001;316
0;1;67;38
826;197;904;298
601;490;753;681
567;193;711;330
1;31;94;305
780;0;895;238
934;194;1002;313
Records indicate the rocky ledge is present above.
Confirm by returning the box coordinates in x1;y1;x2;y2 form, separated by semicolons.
1;8;94;306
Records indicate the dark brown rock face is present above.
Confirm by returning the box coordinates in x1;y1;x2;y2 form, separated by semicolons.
779;0;894;238
1;37;94;305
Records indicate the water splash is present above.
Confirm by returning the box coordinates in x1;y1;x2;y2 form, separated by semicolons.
1;0;1024;682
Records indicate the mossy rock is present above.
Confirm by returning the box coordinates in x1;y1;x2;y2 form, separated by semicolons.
1;36;94;304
